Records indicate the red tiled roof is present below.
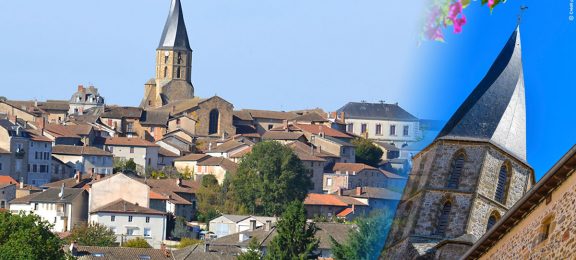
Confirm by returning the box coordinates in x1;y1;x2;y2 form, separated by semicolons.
149;190;169;200
336;207;354;217
0;176;18;185
44;124;92;138
304;194;348;207
294;124;352;139
91;199;165;215
104;137;159;147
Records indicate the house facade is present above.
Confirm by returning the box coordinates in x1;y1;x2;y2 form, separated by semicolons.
104;137;160;172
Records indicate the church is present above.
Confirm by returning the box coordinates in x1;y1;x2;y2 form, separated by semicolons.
382;28;535;259
140;0;235;138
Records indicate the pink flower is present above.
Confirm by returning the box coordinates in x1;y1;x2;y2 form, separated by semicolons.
448;1;463;20
453;15;467;33
488;0;495;8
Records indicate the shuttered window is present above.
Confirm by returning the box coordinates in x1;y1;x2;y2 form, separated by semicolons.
436;202;452;236
446;154;465;189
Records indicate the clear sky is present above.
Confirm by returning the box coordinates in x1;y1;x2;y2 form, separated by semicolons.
0;1;573;178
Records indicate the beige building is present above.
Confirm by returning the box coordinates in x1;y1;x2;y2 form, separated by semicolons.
104;137;160;172
464;145;576;259
323;163;405;193
88;173;150;212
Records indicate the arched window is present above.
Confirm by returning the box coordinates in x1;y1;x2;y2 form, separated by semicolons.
486;212;500;232
208;109;219;135
163;67;168;78
446;152;465;189
436;201;452;236
495;163;511;204
177;52;182;64
176;67;181;79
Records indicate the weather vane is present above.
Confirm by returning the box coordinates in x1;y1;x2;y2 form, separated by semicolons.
518;5;528;25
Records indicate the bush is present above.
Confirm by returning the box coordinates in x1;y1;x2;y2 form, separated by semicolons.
66;223;117;247
177;238;201;249
124;237;152;248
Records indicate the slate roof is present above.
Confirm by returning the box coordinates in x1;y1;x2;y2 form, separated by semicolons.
342;186;402;200
105;137;159;147
91;199;165;215
140;110;170;126
436;28;527;161
337;102;418;121
71;245;171;259
261;131;304;141
10;188;85;204
52;145;112;156
157;0;191;51
100;106;142;119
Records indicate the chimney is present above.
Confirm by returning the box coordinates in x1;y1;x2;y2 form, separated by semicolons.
69;241;78;257
250;219;257;231
352;204;356;214
330;112;337;119
340;112;345;122
204;243;210;252
265;220;272;231
77;85;84;92
75;170;82;183
35;117;45;133
34;99;38;107
356;186;362;196
176;178;182;187
337;188;343;196
283;119;288;130
160;243;170;257
19;180;24;189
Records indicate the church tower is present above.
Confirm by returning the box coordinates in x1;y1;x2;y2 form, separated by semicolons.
142;0;194;108
383;28;535;259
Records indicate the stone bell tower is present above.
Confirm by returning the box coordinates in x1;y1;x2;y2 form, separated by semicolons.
382;28;535;259
141;0;194;108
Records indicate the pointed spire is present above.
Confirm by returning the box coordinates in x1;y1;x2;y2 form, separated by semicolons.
158;0;191;51
437;28;527;160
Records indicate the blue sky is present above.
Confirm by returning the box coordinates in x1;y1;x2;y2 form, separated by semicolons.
0;1;573;178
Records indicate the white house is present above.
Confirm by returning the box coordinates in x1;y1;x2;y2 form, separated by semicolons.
89;199;166;249
209;214;277;238
9;187;88;232
104;137;160;172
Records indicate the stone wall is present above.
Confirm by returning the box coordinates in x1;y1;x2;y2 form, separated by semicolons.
480;173;576;259
193;96;235;137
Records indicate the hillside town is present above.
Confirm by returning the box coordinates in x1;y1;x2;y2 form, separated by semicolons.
0;1;574;260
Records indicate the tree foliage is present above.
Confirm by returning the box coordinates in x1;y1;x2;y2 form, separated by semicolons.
0;212;65;259
176;238;201;249
352;138;383;167
124;237;152;248
113;158;137;174
330;211;392;260
238;238;262;260
233;141;312;216
171;216;192;239
66;222;117;247
265;201;318;260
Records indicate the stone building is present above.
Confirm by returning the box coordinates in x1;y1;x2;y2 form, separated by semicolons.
463;145;576;259
68;85;105;115
382;28;535;259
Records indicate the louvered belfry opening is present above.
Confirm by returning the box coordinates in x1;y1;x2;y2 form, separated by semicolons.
446;153;465;189
436;202;452;236
495;164;509;203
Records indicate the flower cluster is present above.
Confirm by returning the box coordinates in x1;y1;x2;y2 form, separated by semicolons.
422;0;503;42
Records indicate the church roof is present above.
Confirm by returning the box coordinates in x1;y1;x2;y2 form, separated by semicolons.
436;28;527;161
158;0;191;51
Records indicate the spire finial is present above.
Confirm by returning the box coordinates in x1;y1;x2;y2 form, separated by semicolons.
517;5;528;26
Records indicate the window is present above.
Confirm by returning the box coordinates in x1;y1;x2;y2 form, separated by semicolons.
34;203;38;210
326;178;333;186
347;123;354;133
111;215;115;222
39;165;47;173
361;123;367;134
130;147;134;154
375;124;382;135
495;163;511;204
446;152;465;189
208;109;220;135
390;125;396;136
436;202;452;236
176;67;181;78
403;125;409;136
267;124;273;130
111;227;117;234
126;228;135;236
126;123;134;133
145;216;150;223
0;163;2;171
128;216;133;222
144;228;151;237
540;216;554;243
177;52;182;64
164;54;169;64
486;212;499;231
163;66;168;78
32;164;37;173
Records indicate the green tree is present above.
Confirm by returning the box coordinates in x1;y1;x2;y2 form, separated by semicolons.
196;175;221;223
233;141;312;216
66;223;117;247
330;211;392;260
265;201;318;260
0;212;65;259
180;166;193;180
171;216;191;239
352;138;383;167
125;158;137;172
124;237;151;248
238;238;262;260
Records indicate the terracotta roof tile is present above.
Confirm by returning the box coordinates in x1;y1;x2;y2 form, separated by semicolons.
304;194;348;207
294;124;352;139
0;176;18;184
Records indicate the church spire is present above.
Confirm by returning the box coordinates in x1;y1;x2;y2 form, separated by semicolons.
158;0;191;51
436;28;527;160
